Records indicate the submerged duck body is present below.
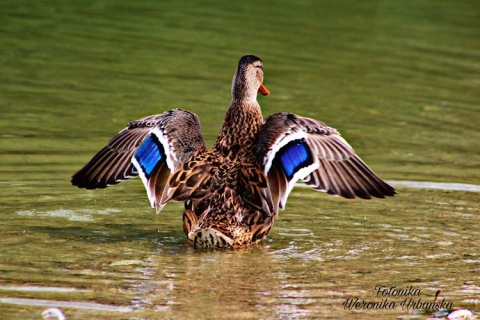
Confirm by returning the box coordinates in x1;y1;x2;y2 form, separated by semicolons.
72;55;395;248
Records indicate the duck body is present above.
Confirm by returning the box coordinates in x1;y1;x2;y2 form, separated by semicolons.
72;55;395;248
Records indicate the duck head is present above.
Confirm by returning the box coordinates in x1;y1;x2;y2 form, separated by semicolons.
231;55;270;101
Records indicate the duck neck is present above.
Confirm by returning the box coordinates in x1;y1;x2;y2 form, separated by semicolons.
213;99;263;157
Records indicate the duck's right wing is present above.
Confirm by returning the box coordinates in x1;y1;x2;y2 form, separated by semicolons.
255;113;395;213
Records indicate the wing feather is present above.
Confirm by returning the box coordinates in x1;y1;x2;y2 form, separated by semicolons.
255;112;395;211
71;121;153;189
72;109;206;213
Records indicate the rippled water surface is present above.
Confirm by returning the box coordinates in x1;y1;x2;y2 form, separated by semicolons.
1;0;479;319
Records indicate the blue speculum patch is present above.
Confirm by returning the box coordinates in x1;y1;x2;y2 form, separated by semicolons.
134;134;164;178
277;139;313;180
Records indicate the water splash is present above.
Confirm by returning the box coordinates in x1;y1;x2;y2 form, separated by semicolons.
295;181;480;192
386;181;480;192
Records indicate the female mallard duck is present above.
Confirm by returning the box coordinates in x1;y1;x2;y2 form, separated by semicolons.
72;55;395;248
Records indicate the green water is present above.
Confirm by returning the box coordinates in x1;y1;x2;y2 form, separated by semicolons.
1;0;479;319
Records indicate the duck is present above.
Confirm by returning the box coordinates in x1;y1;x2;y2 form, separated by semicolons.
72;55;395;248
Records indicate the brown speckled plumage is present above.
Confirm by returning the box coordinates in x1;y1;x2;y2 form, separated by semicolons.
72;55;395;249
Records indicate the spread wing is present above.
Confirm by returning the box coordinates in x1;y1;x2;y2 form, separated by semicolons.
71;108;206;212
255;113;395;212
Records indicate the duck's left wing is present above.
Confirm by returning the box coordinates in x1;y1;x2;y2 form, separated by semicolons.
72;109;206;213
255;113;395;212
71;114;166;189
132;109;206;212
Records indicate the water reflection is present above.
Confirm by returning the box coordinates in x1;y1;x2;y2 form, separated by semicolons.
0;297;133;313
16;208;121;222
1;190;479;318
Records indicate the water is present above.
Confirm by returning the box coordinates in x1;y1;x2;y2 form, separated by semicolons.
1;0;479;319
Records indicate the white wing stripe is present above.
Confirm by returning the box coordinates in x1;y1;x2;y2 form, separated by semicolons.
151;127;176;171
263;131;308;174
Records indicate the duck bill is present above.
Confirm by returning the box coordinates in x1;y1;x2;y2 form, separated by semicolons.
258;84;270;96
